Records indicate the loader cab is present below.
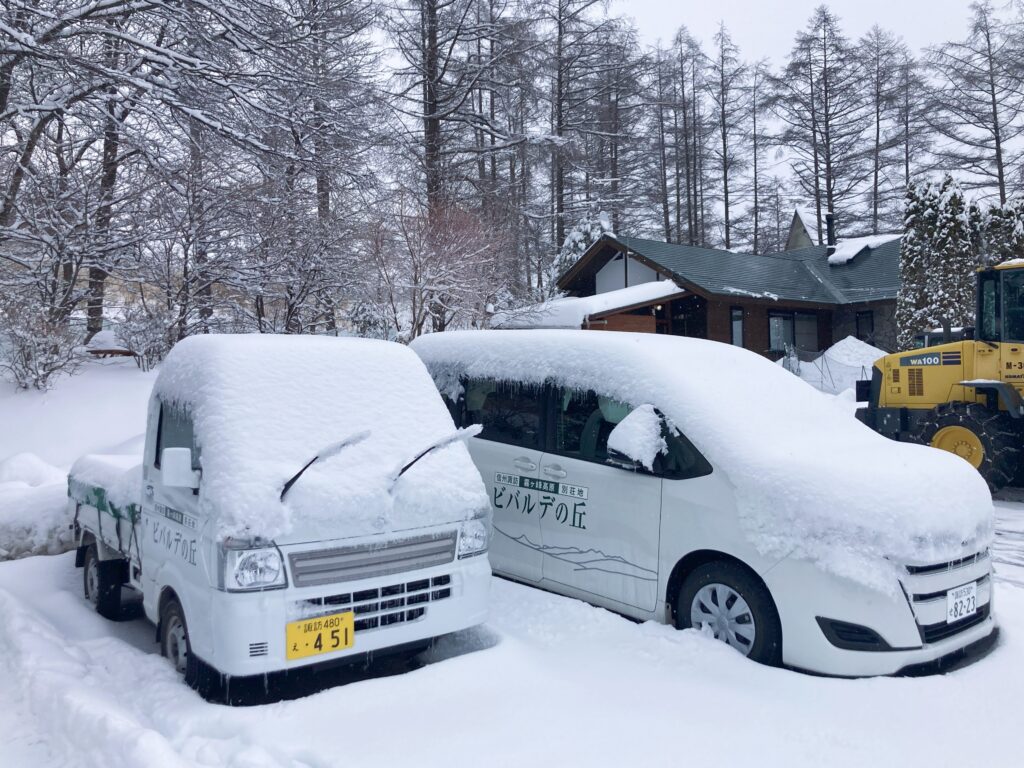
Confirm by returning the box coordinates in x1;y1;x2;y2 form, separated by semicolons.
978;265;1024;345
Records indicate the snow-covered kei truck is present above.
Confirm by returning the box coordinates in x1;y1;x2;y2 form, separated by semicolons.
69;335;491;702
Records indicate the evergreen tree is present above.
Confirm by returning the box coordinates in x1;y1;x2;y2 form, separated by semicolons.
927;176;977;332
546;207;613;294
982;199;1024;265
896;181;934;348
897;175;981;348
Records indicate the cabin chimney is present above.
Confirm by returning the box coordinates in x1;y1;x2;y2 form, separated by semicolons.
825;212;837;254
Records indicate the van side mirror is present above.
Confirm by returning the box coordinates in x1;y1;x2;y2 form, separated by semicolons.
606;404;668;472
606;447;645;471
161;447;200;489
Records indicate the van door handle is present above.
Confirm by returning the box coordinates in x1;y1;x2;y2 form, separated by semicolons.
513;457;537;471
543;465;567;479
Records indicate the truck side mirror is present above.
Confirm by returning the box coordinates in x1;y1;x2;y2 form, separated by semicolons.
161;447;200;489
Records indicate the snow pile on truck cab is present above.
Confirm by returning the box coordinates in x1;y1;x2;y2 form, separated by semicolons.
152;335;488;542
413;330;993;594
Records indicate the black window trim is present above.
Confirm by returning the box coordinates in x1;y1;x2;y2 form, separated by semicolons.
457;377;712;481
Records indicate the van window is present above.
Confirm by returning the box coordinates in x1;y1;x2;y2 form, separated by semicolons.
556;389;629;463
155;402;199;469
555;387;712;479
464;379;544;450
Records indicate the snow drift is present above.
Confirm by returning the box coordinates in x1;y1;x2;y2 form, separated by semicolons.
413;330;993;593
781;335;885;395
152;335;488;542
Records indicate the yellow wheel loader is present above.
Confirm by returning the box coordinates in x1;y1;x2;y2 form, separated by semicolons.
857;262;1024;492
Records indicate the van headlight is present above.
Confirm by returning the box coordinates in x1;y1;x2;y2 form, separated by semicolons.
458;518;489;559
222;544;287;591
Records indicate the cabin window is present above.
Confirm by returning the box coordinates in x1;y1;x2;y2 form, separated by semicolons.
769;311;817;354
730;307;744;347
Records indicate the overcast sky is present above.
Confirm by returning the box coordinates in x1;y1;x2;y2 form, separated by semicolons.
609;0;979;62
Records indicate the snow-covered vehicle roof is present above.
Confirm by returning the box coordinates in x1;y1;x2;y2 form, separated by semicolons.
152;335;488;543
412;330;993;593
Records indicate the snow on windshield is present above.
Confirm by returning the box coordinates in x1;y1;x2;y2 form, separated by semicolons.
153;335;487;542
413;330;993;594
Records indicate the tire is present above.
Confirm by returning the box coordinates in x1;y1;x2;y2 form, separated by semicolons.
910;402;1022;493
676;561;782;666
159;597;195;680
82;544;123;620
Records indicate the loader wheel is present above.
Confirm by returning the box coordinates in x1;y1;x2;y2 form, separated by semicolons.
911;403;1022;492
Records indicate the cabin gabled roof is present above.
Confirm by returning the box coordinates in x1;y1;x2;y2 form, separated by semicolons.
558;234;900;307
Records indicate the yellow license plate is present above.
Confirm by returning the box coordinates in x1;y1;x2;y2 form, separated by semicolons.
285;611;354;660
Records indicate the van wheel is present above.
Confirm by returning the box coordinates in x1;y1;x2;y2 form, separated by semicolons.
160;598;193;678
676;561;782;665
82;544;123;620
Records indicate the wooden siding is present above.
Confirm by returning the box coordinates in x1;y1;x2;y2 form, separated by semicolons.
591;313;656;333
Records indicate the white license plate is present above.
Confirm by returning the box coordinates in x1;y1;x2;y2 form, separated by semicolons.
946;582;978;624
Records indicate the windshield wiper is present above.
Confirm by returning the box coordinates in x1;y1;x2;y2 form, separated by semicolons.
387;425;482;494
280;431;371;502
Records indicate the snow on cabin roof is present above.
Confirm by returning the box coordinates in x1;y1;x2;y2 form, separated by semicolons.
560;234;903;306
796;207;818;236
826;233;901;265
491;280;685;329
151;334;487;542
412;329;992;594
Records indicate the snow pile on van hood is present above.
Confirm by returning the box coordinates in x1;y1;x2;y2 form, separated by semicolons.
781;335;885;395
413;330;993;593
153;335;488;543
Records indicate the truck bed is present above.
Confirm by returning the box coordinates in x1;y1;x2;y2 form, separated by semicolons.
69;453;143;561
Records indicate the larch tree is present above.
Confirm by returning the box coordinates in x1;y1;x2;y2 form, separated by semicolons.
929;1;1024;204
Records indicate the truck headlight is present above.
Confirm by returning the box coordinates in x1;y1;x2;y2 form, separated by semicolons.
223;545;287;591
458;518;489;559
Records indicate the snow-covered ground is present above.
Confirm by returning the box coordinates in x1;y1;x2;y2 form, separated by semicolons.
0;358;155;559
0;529;1023;768
2;351;1023;767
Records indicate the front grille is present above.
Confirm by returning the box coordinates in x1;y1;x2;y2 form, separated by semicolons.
906;551;987;576
249;641;269;657
299;573;453;634
288;531;457;588
908;367;924;396
913;574;990;603
919;603;990;644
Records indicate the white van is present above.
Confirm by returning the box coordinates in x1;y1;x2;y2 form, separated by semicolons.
411;329;996;676
69;335;490;701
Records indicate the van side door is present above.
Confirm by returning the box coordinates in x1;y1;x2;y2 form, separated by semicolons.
537;389;663;614
460;379;545;582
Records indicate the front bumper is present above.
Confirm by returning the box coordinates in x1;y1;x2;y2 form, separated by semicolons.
197;554;491;678
767;552;996;677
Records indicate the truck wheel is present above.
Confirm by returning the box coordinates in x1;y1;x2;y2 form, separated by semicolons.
911;403;1021;492
676;561;782;666
160;597;194;679
83;544;123;620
